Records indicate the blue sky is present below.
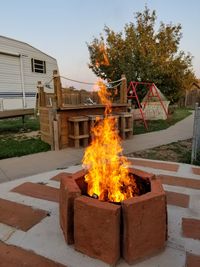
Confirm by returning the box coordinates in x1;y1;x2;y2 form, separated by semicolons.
0;0;200;89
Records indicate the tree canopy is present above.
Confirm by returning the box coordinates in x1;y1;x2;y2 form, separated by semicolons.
87;6;196;102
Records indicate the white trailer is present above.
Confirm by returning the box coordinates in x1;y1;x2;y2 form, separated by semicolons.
0;35;58;110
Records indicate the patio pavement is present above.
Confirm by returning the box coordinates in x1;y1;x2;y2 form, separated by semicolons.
0;112;199;266
0;158;200;266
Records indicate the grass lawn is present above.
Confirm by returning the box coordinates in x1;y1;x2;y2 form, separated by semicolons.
0;116;50;159
0;116;40;134
133;108;192;135
0;136;50;159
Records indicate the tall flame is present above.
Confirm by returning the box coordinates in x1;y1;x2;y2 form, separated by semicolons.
82;81;138;202
95;43;109;67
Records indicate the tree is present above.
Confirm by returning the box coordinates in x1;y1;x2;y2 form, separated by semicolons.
87;6;196;102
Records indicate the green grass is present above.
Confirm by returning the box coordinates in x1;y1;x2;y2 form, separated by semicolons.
133;108;192;135
0;116;50;159
0;116;40;134
0;137;50;159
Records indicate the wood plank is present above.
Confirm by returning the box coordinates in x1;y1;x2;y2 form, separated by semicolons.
41;134;50;139
60;104;128;110
41;136;52;145
40;125;50;131
40;116;50;121
0;109;34;119
40;122;50;127
53;120;59;150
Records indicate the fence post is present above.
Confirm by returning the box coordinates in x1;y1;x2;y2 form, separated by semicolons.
53;70;62;108
184;90;188;107
37;81;45;108
120;74;127;104
53;114;60;150
191;103;200;164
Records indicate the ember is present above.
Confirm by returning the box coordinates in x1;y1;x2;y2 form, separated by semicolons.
83;80;140;202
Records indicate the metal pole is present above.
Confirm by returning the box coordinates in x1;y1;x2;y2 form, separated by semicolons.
20;54;26;108
191;103;198;164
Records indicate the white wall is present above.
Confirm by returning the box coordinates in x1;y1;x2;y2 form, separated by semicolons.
0;36;58;110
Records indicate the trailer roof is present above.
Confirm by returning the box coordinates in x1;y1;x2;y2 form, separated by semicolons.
0;35;57;61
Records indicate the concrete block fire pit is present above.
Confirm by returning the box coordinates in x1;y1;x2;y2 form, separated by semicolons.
59;168;167;265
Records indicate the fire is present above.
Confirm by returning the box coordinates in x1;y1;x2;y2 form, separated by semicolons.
82;81;138;202
95;43;109;67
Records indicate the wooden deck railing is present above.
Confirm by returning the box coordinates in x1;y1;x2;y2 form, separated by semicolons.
37;70;127;109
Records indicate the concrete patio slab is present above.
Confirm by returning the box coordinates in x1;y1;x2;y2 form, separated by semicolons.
0;158;199;266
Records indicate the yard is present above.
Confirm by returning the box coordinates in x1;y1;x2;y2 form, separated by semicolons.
133;107;192;134
0;116;50;159
126;139;193;164
0;108;193;161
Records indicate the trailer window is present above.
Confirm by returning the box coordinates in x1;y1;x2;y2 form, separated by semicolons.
31;58;46;73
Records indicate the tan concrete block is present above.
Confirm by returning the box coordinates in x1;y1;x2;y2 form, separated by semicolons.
186;252;200;267
182;218;200;240
129;158;179;172
165;191;189;208
74;196;121;265
11;182;59;202
59;177;81;244
122;179;167;264
158;174;200;190
192;167;200;175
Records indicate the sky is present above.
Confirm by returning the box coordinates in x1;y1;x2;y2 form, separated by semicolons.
0;0;200;89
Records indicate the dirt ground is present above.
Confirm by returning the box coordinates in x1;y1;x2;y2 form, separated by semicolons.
1;131;40;140
13;130;40;138
126;139;192;164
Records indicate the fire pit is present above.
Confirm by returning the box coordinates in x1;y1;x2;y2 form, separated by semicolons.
59;168;167;265
59;80;167;265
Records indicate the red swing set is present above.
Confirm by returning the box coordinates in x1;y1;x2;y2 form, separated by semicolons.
127;81;168;129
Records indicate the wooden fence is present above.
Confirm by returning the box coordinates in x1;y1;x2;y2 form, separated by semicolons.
185;89;200;108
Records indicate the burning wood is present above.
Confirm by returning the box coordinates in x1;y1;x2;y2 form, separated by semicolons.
91;193;98;199
82;80;138;202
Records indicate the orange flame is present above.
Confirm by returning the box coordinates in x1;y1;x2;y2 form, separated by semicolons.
82;80;138;202
95;43;110;67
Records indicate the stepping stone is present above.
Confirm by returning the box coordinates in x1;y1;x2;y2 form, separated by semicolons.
192;167;200;175
186;252;200;267
128;158;179;172
165;191;189;208
182;218;200;240
0;241;66;267
158;174;200;190
11;182;59;202
0;198;47;231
